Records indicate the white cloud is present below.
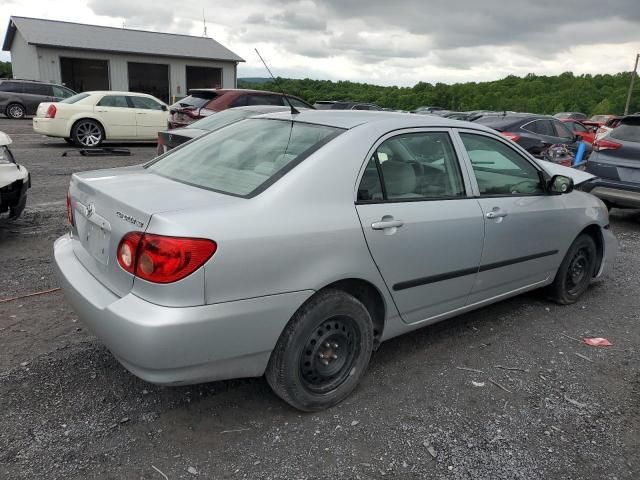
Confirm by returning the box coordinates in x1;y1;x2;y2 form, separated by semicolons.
1;0;639;86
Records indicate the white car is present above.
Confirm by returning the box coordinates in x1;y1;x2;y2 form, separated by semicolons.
0;131;30;220
33;91;169;147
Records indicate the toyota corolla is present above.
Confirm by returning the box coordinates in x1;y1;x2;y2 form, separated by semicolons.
54;111;616;411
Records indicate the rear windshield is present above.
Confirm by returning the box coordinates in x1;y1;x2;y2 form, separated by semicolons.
188;108;255;131
148;119;343;197
610;122;640;143
176;91;222;109
61;93;90;104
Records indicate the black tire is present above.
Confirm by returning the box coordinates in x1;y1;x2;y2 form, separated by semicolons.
266;289;374;412
548;234;597;305
71;119;104;147
6;103;25;119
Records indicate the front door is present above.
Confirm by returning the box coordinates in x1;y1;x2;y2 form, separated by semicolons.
455;130;571;304
355;130;485;324
128;95;169;139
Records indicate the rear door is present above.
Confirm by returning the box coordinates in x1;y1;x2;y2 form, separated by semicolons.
94;94;137;138
522;119;565;155
454;129;571;302
21;83;53;114
128;95;169;139
355;129;485;324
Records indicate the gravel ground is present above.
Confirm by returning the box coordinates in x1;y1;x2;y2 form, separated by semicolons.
0;117;639;480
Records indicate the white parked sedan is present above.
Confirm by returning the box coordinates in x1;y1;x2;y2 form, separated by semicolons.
33;91;169;147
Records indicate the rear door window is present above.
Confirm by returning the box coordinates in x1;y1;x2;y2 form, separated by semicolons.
148;119;343;197
23;83;51;96
97;95;130;108
52;85;75;98
357;132;465;201
177;92;219;108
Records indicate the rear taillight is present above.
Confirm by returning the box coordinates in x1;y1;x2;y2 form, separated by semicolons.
117;232;217;283
46;104;57;119
66;190;75;227
500;132;521;142
593;139;622;152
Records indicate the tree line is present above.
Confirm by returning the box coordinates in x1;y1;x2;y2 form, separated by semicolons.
239;71;639;116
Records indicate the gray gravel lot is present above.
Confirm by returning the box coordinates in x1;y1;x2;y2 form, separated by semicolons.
0;117;639;480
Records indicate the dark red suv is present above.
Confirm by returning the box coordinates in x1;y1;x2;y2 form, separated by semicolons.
168;89;313;128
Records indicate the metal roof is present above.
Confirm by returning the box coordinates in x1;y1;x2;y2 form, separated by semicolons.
2;16;244;63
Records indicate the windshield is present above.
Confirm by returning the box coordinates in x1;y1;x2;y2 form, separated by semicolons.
148;119;343;197
61;93;90;104
188;109;256;131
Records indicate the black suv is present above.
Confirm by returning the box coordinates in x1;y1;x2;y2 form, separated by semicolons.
474;114;582;160
0;79;76;119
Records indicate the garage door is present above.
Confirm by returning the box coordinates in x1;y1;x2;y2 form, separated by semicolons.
186;66;222;90
128;62;169;103
60;57;109;93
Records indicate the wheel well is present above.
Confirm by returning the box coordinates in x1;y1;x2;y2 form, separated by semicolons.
320;279;386;346
579;224;604;276
71;118;106;139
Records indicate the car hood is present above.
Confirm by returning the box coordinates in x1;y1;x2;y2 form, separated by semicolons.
535;159;594;185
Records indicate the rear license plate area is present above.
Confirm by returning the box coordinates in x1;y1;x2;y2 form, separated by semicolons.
76;212;111;265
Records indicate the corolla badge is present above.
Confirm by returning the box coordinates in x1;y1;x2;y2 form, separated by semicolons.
116;211;144;228
85;203;95;218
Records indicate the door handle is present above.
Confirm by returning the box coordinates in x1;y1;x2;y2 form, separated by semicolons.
136;112;147;115
372;219;404;230
486;209;508;219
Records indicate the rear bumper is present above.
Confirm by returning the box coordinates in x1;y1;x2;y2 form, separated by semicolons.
33;118;69;137
54;234;313;385
581;178;640;208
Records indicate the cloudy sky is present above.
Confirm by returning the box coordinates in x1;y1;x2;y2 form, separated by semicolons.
1;0;640;86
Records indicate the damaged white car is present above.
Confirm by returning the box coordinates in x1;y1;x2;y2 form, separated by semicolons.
0;132;30;220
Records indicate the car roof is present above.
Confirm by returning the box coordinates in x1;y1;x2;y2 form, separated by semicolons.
188;88;297;96
84;91;161;98
255;109;497;132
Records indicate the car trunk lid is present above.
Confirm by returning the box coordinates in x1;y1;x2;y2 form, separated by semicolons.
68;165;239;297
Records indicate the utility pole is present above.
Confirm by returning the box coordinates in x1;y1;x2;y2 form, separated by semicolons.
624;53;639;115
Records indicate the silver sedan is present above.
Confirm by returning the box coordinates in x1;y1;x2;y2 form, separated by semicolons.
54;111;617;411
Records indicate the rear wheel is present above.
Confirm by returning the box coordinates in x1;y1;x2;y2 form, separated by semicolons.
72;119;104;147
266;290;374;412
6;103;25;119
548;234;597;304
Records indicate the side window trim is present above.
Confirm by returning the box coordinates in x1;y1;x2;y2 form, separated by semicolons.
451;128;548;199
354;127;475;204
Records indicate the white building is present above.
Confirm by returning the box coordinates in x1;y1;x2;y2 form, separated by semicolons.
2;16;244;103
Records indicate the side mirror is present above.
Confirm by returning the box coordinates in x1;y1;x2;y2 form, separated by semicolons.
549;174;574;194
161;105;168;111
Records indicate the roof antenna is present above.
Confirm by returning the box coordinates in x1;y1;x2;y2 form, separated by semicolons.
255;48;299;115
202;9;207;37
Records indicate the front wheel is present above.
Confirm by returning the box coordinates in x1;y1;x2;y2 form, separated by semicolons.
72;119;104;147
548;234;597;304
266;290;374;412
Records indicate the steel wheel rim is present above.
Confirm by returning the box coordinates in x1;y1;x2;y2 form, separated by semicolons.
299;315;361;394
565;247;591;294
77;122;101;147
9;105;23;118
